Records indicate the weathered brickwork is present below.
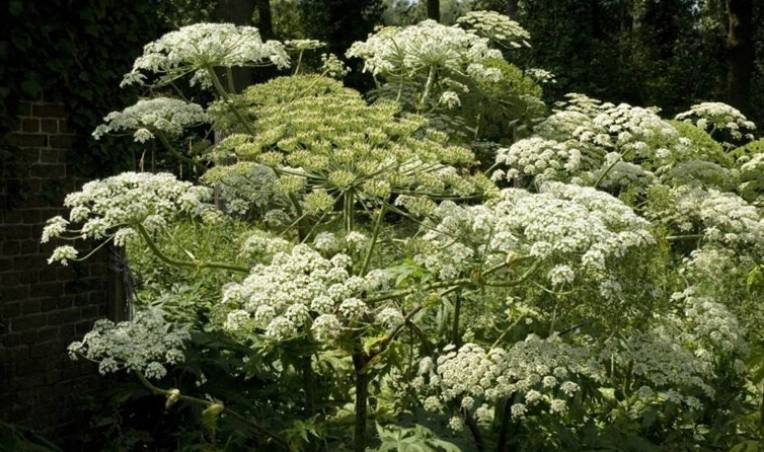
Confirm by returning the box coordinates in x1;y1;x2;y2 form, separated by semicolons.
0;98;114;435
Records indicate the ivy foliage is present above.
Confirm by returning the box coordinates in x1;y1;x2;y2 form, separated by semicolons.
1;0;164;175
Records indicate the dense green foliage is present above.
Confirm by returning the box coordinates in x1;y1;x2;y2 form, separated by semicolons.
0;0;164;176
8;1;764;451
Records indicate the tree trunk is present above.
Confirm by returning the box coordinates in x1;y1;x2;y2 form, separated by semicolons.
725;0;755;113
427;0;440;22
214;0;256;25
255;0;273;39
506;0;519;17
213;0;257;92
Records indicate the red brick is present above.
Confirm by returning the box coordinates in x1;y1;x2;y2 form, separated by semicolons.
32;104;67;118
9;133;46;147
21;118;40;133
30;163;66;179
48;135;75;149
11;313;48;331
17;102;32;116
30;282;63;298
40;119;58;133
58;119;71;133
38;148;65;164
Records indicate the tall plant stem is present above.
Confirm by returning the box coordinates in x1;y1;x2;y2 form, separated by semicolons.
496;396;515;452
360;205;386;275
303;354;315;415
352;352;369;452
418;66;437;112
207;68;256;136
136;224;249;274
344;190;354;233
155;130;206;171
133;371;287;447
452;297;462;345
464;410;485;451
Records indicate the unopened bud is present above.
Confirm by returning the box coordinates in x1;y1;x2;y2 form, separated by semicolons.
165;388;181;410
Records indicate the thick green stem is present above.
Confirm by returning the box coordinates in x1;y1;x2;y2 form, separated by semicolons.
464;410;485;451
360;205;386;275
294;50;305;75
207;68;256;135
419;66;437;111
136;224;249;273
352;352;369;452
303;354;315;415
496;397;514;452
452;297;462;345
132;371;287;448
344;191;354;233
155;130;206;171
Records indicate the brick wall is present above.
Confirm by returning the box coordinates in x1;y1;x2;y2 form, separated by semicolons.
0;98;116;436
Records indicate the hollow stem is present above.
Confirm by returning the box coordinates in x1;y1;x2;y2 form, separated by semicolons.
136;224;249;273
360;205;386;275
352;352;369;452
207;68;256;136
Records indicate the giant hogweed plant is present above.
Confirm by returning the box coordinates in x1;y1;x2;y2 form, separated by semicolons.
42;18;764;451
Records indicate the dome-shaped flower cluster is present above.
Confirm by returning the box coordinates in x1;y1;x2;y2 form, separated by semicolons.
655;186;764;251
419;335;600;422
493;137;583;182
92;97;209;143
416;182;654;283
220;241;401;342
456;10;531;49
212;76;484;212
68;308;190;380
675;102;756;144
121;23;290;88
347;20;502;78
42;172;212;264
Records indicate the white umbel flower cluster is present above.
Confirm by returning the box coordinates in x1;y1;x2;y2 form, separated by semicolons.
121;23;290;88
92;97;209;143
666;187;764;250
416;182;654;283
68;308;190;380
221;242;398;342
41;172;212;262
421;336;599;420
456;10;531;49
493;137;582;182
675;102;756;143
346;20;502;78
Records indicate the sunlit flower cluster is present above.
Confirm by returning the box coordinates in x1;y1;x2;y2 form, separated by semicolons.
320;53;350;78
416;182;654;283
661;187;764;250
493;137;583;182
675;102;756;143
68;308;190;380
420;335;600;422
220;240;399;342
121;23;289;88
92;97;208;143
42;172;212;263
346;20;502;78
455;10;531;49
